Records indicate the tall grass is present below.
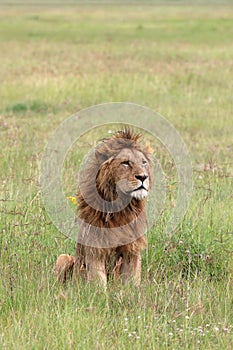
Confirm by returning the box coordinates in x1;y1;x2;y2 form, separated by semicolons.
0;3;233;349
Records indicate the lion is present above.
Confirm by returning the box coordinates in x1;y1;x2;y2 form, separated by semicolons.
55;129;153;287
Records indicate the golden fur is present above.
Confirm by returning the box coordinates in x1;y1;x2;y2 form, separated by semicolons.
55;129;152;286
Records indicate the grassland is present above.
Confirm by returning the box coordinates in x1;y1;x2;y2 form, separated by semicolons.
0;2;233;349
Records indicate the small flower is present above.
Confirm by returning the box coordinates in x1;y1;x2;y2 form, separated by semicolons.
67;196;78;205
222;327;230;334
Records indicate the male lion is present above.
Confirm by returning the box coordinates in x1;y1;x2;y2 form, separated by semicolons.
55;129;152;286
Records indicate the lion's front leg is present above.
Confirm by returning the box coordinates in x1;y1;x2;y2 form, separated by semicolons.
85;255;107;288
120;252;142;286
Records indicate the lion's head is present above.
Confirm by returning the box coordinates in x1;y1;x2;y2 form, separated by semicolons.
79;129;152;210
96;144;151;202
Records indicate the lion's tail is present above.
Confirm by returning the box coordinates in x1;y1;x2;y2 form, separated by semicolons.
54;254;76;283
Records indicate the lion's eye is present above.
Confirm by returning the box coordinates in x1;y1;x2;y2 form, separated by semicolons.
122;161;130;167
142;159;147;166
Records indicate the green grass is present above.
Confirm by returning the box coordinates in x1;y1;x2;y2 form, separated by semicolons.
0;2;233;349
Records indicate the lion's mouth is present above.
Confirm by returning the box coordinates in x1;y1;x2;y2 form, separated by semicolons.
133;185;148;192
131;186;148;200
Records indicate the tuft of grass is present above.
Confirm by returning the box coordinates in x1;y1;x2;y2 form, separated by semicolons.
5;100;54;114
6;102;28;113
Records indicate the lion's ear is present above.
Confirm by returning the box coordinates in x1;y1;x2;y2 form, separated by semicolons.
95;148;114;166
95;149;109;164
102;156;114;167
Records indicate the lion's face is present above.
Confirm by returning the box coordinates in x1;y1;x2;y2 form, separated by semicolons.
99;148;151;201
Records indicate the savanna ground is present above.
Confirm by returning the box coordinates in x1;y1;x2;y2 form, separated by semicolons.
0;1;233;349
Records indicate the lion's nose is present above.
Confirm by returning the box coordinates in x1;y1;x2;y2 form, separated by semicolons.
135;174;148;183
